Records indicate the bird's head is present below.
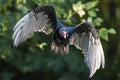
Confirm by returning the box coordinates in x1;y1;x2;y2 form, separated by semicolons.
59;30;69;39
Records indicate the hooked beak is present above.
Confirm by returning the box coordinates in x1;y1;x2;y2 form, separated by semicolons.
62;31;67;39
63;34;67;39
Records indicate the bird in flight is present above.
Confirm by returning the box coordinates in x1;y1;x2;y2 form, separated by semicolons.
13;5;105;78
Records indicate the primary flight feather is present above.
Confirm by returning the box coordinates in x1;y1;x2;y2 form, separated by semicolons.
13;5;105;78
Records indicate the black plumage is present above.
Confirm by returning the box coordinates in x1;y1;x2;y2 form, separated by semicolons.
13;5;105;78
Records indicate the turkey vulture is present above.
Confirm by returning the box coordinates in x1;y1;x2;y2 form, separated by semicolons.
13;5;105;78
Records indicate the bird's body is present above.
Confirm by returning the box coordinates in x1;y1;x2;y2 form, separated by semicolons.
13;5;105;78
52;24;75;53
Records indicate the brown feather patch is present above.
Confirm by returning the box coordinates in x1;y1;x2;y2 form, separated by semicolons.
51;41;69;54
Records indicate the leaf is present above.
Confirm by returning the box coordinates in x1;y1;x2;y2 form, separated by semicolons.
78;10;85;17
22;6;28;14
108;28;116;34
99;28;108;41
94;8;99;12
72;1;85;17
1;54;6;60
85;1;99;10
93;17;103;26
16;0;26;4
87;17;93;23
73;1;85;11
37;42;47;50
88;10;97;17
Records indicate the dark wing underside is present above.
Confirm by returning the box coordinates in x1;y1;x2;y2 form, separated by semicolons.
69;22;105;78
13;5;57;47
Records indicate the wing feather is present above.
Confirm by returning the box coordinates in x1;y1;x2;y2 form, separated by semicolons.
13;5;57;47
70;22;105;78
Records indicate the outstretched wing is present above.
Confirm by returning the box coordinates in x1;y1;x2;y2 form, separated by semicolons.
13;5;57;47
70;22;105;78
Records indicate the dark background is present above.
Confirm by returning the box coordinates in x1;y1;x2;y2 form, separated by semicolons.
0;0;120;80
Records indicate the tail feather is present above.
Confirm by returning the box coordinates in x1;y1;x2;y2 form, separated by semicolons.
51;41;69;54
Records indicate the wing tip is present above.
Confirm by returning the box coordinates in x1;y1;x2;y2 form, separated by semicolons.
89;64;105;78
89;73;94;78
88;66;97;78
13;39;19;47
87;36;105;78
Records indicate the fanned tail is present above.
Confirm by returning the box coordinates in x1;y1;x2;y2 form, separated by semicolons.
51;41;69;54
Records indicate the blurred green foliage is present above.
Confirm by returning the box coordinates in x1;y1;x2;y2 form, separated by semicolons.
0;0;120;80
